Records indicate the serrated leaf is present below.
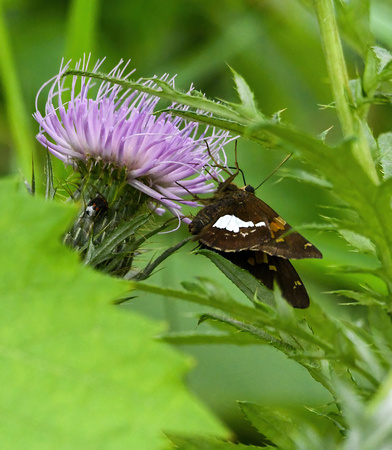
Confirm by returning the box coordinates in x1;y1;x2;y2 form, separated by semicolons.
169;108;247;135
229;66;261;119
372;46;392;73
166;433;263;449
238;402;295;448
378;132;392;179
133;279;259;324
330;289;386;307
196;312;286;347
0;178;227;447
338;229;376;254
280;167;332;188
337;374;392;450
161;331;267;346
66;70;242;123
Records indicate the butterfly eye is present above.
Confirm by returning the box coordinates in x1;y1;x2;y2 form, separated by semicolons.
244;185;255;193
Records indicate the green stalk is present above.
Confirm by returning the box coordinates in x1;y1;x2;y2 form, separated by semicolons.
65;0;99;60
0;4;35;179
313;0;379;184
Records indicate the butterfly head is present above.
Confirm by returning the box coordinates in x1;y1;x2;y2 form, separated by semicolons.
243;185;255;194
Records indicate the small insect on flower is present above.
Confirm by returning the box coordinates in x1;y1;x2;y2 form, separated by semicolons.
84;194;109;219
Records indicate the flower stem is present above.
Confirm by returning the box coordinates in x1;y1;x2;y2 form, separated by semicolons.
313;0;379;184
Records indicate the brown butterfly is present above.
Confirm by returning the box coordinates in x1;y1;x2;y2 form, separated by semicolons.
188;151;322;308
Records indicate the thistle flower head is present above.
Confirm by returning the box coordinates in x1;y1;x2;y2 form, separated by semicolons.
34;57;233;218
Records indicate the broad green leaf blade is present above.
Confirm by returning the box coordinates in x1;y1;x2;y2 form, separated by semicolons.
0;178;227;448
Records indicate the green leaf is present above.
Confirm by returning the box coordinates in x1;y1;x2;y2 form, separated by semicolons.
229;66;262;120
0;178;227;447
130;278;259;325
84;213;151;266
372;46;392;74
238;402;295;448
161;330;267;346
279;167;333;188
132;236;192;281
167;433;263;449
65;70;242;123
337;374;392;449
44;151;56;200
330;289;387;307
338;229;376;255
335;0;373;57
378;132;392;179
196;312;288;348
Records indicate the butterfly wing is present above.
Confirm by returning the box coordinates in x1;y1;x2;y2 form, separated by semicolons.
190;186;320;309
189;192;272;251
272;257;310;308
206;248;310;308
190;190;322;260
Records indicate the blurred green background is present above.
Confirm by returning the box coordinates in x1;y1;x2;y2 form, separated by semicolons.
1;0;391;443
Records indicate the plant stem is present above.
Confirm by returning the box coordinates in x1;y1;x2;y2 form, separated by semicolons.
313;0;379;184
0;4;35;179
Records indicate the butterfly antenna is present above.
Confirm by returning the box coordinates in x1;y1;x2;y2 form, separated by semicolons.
232;140;241;180
253;153;292;191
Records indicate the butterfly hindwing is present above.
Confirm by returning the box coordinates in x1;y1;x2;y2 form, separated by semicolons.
206;249;309;308
272;257;310;308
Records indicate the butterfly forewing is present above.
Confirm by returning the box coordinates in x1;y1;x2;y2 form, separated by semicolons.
191;186;322;259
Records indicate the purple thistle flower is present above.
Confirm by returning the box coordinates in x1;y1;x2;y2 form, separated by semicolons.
34;57;233;219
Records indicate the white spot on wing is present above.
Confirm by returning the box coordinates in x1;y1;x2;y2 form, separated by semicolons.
85;206;95;217
213;215;266;233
